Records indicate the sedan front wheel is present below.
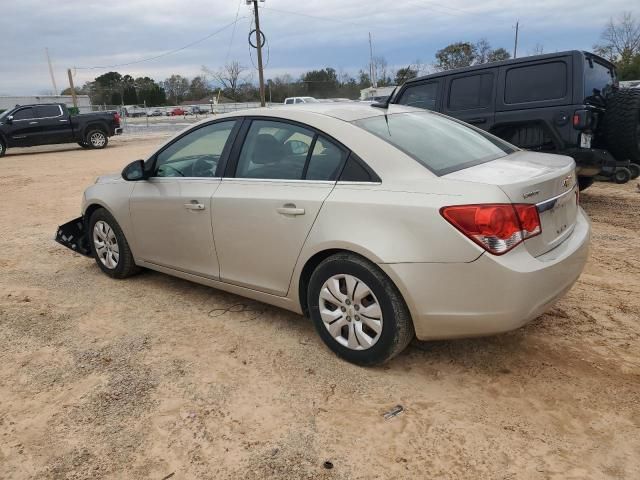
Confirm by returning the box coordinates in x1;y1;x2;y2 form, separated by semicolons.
89;208;139;279
307;253;414;365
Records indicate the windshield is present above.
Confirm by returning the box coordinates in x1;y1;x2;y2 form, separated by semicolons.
584;57;616;103
353;111;517;176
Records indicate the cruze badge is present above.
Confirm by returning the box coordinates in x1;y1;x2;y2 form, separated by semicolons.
523;190;540;199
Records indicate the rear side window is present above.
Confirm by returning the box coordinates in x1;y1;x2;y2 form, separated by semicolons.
305;136;346;181
398;82;438;110
339;153;380;182
448;73;494;111
37;105;62;117
505;62;567;103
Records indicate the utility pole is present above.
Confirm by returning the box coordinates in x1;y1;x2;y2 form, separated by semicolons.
45;48;58;95
369;32;377;88
67;69;78;109
250;0;266;107
513;20;519;59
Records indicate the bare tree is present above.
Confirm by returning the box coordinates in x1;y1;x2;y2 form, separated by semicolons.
204;61;247;101
531;43;545;56
476;38;492;64
594;12;640;64
372;55;390;86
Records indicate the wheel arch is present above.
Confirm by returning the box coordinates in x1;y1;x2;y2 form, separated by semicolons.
83;121;109;138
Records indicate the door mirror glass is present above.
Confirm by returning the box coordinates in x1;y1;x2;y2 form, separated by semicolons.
6;115;13;124
122;159;146;181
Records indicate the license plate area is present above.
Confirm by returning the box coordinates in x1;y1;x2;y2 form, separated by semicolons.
538;187;578;246
580;133;592;149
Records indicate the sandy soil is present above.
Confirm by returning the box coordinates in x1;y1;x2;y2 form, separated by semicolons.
0;138;639;479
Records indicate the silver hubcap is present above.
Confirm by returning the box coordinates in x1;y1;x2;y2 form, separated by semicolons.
90;132;106;147
319;274;383;350
93;220;119;269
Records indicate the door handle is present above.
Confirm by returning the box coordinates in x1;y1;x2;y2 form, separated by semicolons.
277;204;305;216
468;117;487;124
184;201;205;211
29;121;38;125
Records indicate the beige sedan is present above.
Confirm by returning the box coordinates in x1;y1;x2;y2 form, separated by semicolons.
56;103;590;365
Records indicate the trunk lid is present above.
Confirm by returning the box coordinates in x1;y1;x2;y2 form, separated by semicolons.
444;151;578;257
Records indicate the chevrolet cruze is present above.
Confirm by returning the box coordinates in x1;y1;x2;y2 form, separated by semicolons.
56;103;590;365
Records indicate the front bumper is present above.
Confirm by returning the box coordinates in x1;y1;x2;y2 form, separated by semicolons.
380;207;591;340
55;216;91;257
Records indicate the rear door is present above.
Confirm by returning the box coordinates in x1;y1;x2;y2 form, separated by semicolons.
35;105;73;145
212;118;347;295
443;70;496;130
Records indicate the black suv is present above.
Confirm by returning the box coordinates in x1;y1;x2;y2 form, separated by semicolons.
390;50;640;189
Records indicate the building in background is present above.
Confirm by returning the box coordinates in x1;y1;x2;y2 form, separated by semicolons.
0;95;91;111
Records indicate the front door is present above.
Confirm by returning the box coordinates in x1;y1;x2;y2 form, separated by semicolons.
5;106;40;147
129;120;239;278
213;119;347;296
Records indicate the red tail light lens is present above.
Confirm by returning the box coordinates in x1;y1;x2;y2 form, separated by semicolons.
440;204;541;255
114;112;121;125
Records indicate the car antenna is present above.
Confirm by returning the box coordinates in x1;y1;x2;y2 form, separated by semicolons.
371;64;413;109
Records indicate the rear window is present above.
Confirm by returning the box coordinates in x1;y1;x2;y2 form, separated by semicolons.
505;62;567;103
584;58;616;100
448;73;494;111
353;111;516;176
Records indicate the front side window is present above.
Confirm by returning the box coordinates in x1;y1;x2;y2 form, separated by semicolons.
354;111;516;176
398;82;439;110
236;120;314;180
155;121;236;177
448;73;494;111
505;62;567;103
12;107;35;120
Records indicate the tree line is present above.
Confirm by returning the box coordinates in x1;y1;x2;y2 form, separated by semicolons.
63;12;640;106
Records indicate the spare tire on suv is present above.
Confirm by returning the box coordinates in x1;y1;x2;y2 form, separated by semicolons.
603;88;640;165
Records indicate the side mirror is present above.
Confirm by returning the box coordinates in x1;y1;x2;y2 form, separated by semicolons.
121;159;147;181
6;115;13;124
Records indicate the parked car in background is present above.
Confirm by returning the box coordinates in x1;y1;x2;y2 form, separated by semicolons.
390;50;640;188
122;105;147;118
189;106;209;115
55;103;589;365
0;103;121;156
284;96;320;105
146;108;165;117
168;107;187;116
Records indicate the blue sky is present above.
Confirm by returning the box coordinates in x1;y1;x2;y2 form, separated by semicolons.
0;0;638;95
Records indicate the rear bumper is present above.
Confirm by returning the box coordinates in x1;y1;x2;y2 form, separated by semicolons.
114;127;123;135
380;207;590;340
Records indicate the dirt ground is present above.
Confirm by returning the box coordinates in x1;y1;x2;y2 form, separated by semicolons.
1;137;639;480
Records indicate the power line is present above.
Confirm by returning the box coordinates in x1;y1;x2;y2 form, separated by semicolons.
225;0;244;64
260;5;367;28
75;16;247;70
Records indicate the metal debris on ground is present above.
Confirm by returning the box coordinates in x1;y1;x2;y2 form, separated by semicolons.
383;405;404;420
323;461;334;469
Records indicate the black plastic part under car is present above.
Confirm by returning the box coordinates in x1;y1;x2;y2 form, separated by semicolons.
55;216;91;257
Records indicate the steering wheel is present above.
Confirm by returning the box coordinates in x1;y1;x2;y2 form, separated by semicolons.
192;157;215;177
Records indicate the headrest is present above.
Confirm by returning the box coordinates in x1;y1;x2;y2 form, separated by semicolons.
252;134;286;164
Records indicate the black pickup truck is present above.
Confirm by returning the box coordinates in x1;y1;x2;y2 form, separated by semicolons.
0;103;122;157
390;50;640;189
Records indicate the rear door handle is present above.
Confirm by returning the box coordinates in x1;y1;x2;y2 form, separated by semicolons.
277;204;305;216
29;121;38;125
184;201;205;211
468;117;487;124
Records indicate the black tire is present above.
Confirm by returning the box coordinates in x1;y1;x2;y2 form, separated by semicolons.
604;89;640;163
0;139;6;157
88;208;140;279
577;176;595;191
628;163;640;180
307;252;414;366
614;167;631;184
78;141;91;149
85;129;109;149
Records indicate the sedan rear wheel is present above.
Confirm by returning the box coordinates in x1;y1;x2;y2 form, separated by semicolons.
308;252;414;365
89;208;139;279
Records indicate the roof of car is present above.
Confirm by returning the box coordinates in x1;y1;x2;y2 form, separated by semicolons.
403;50;615;85
259;102;417;122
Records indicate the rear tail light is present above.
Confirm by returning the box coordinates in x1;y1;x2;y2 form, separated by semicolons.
440;204;541;255
114;112;121;126
572;109;591;130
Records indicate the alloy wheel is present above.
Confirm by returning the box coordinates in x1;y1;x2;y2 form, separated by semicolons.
90;132;106;147
93;220;119;269
318;274;383;350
